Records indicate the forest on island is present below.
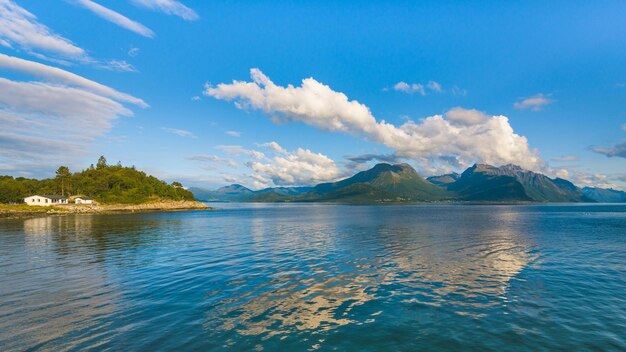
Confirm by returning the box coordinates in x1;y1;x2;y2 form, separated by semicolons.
0;156;194;204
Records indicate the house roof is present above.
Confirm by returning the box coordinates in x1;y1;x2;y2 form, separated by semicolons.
75;197;93;200
39;195;68;200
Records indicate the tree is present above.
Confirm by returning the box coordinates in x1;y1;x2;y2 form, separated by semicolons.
96;156;107;169
171;181;183;188
55;166;71;196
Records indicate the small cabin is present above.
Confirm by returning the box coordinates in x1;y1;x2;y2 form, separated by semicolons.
74;197;94;205
24;195;68;206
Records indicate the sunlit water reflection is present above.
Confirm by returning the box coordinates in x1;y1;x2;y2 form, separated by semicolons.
1;204;624;351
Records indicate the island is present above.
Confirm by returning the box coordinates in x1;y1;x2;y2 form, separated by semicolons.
0;156;211;219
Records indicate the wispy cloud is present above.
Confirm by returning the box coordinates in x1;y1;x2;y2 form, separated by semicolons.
551;155;579;162
0;0;135;71
225;130;241;137
128;47;140;57
189;154;238;168
0;0;85;59
0;53;148;107
259;141;287;154
161;127;195;138
72;0;154;38
131;0;198;21
206;69;541;171
216;145;265;159
592;142;626;158
514;93;553;111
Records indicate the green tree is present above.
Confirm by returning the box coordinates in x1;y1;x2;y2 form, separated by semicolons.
96;156;107;169
55;166;71;196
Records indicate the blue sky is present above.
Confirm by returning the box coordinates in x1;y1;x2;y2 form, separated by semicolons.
0;0;625;189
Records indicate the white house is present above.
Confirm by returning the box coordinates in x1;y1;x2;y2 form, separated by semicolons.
74;197;94;204
24;195;68;206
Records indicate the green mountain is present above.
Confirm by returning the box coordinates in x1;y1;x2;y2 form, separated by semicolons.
581;187;626;202
445;164;592;202
308;163;450;201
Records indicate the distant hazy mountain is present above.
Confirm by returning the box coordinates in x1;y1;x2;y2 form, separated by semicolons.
190;185;312;202
192;162;606;203
445;164;592;202
581;187;626;203
426;173;460;186
189;184;254;202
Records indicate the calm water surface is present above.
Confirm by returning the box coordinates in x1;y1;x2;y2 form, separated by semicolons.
0;204;625;351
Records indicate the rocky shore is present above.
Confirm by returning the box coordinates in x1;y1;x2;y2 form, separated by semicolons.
0;200;213;219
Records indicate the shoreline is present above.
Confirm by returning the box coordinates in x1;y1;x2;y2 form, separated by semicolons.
0;200;213;220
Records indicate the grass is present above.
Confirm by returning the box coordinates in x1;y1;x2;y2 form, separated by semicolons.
0;204;64;212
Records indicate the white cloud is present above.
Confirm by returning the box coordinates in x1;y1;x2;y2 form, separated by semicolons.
0;53;148;107
189;154;238;168
0;1;135;70
248;148;341;186
427;80;443;93
393;81;425;95
225;130;241;137
444;107;488;126
451;85;467;96
259;141;287;154
191;95;200;101
128;47;140;57
205;69;541;171
216;145;265;160
0;0;85;58
161;127;195;138
0;77;138;174
514;93;553;111
551;155;578;162
72;0;154;38
131;0;198;21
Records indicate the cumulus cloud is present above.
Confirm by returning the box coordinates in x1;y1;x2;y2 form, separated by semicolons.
248;147;341;186
444;107;488;126
514;93;553;111
393;81;425;95
259;141;287;154
161;127;195;138
205;69;541;171
131;0;198;21
592;142;626;158
72;0;154;38
225;130;241;137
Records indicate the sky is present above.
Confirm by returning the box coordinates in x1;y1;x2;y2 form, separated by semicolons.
0;0;625;190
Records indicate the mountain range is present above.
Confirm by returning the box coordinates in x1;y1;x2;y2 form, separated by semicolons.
191;163;625;203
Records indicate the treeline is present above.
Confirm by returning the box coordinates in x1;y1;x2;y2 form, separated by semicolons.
0;156;195;204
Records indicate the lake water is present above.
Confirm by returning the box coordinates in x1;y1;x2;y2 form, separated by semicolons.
0;204;625;351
